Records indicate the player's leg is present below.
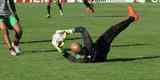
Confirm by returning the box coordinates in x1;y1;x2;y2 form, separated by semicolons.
60;0;66;8
12;24;23;54
0;23;12;48
0;20;16;56
73;26;93;51
83;0;95;14
12;23;22;46
93;5;139;62
57;0;64;16
46;0;53;18
8;16;23;54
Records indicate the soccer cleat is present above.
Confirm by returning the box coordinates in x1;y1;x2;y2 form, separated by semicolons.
128;4;140;21
46;14;51;18
9;48;17;56
59;10;64;16
12;43;21;54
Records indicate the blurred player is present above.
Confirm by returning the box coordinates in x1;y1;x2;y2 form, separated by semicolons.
0;0;23;56
46;0;65;18
83;0;95;14
52;5;139;63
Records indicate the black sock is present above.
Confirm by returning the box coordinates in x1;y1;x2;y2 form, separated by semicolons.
58;3;63;13
47;5;51;15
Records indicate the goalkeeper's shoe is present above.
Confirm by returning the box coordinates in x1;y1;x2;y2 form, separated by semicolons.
128;4;139;21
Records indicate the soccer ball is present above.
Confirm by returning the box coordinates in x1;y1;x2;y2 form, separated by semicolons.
52;31;67;48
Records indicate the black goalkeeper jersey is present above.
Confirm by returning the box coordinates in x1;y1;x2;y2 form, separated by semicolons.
62;17;135;63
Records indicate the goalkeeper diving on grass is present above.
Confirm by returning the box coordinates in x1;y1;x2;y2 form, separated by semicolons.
52;5;140;63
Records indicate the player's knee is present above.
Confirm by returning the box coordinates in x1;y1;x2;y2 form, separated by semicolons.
13;23;22;33
16;29;23;36
18;29;23;36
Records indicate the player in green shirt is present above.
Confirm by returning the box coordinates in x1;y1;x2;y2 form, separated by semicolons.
0;0;23;56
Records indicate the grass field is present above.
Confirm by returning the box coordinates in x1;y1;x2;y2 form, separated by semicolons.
0;3;160;80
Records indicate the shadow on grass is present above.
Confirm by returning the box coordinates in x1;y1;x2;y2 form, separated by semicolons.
20;39;151;48
107;55;160;62
93;15;125;18
63;15;125;18
20;39;151;55
21;40;51;44
112;43;151;48
20;38;150;46
24;49;57;53
20;37;81;44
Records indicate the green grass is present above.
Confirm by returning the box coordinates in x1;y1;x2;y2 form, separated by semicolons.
0;3;160;80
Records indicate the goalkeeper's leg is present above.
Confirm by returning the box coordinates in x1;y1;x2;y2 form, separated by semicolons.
92;5;139;62
93;17;135;62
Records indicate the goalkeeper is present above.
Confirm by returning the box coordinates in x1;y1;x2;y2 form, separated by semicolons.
52;5;139;63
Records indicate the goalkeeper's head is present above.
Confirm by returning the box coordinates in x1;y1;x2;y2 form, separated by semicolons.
69;42;81;53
